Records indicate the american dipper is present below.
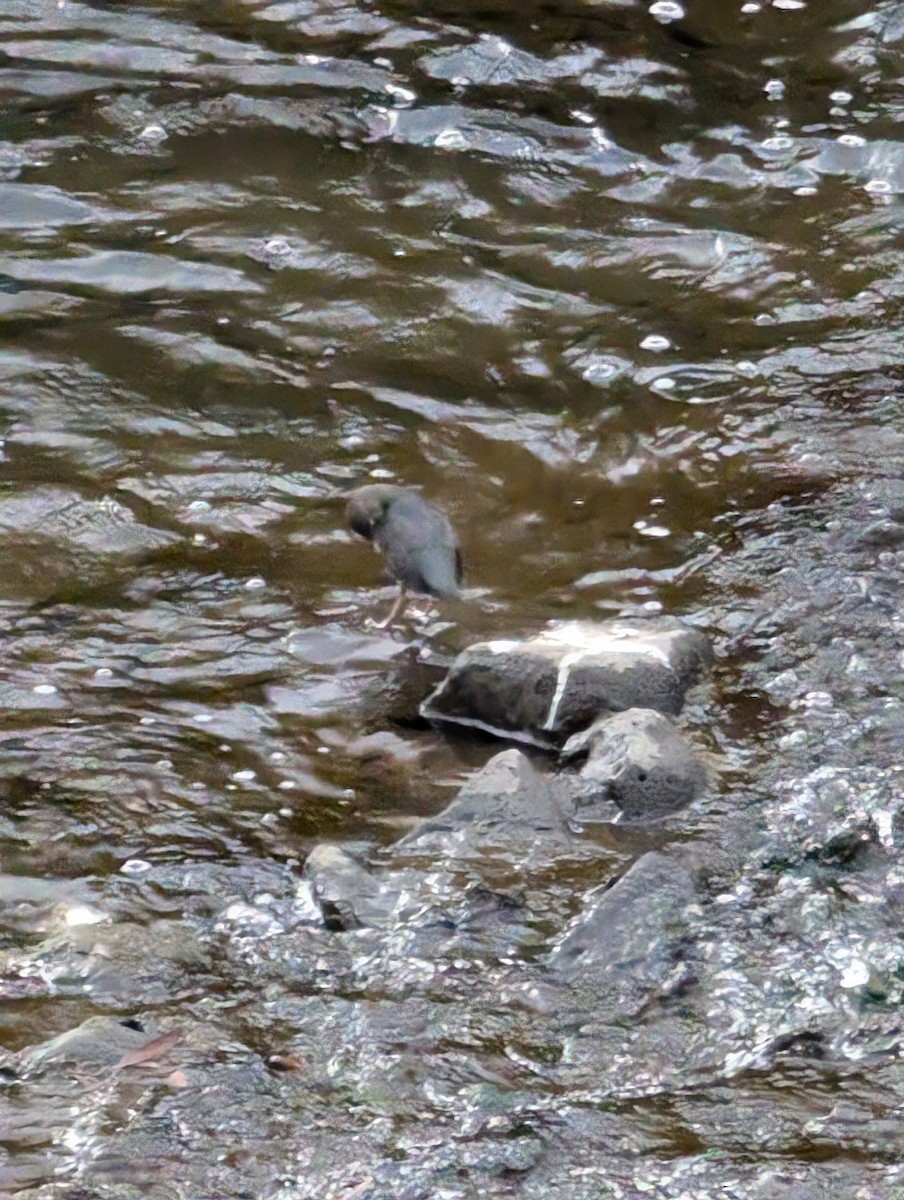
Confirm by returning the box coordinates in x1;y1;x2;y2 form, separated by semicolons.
345;484;463;627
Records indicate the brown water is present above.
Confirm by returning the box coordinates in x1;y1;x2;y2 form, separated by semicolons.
3;1;904;1196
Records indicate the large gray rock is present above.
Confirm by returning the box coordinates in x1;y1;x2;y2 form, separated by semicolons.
400;748;571;856
548;853;696;1016
562;707;708;821
421;619;713;746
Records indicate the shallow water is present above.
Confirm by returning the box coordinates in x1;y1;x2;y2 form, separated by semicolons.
2;0;904;1196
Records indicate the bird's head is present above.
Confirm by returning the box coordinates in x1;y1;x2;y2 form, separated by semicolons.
345;484;400;541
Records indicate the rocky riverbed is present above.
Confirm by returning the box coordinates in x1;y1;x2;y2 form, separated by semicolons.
3;0;904;1196
4;449;904;1199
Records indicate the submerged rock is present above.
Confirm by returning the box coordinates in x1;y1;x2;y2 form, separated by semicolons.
421;618;712;746
399;748;571;857
548;852;696;1017
562;706;708;821
304;843;398;930
18;1015;163;1070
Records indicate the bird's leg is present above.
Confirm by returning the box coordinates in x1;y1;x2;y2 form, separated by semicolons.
372;585;407;629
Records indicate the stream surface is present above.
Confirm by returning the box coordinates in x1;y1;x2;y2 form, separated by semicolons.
2;0;904;1196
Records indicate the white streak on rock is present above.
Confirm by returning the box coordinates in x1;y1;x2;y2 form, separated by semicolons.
543;650;586;732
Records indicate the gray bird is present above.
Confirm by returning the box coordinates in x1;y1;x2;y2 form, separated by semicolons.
345;484;463;627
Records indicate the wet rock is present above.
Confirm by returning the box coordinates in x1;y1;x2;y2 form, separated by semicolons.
0;486;180;601
304;843;398;930
862;475;904;519
548;853;696;1015
14;919;213;1005
844;519;904;550
758;765;899;868
421;619;713;746
562;707;708;821
400;748;571;855
18;1015;162;1070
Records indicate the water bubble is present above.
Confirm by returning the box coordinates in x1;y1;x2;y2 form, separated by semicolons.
649;0;684;21
839;960;870;989
837;133;866;147
192;533;207;545
772;0;805;8
64;904;107;927
369;467;394;479
764;79;785;100
264;238;292;256
864;179;892;194
232;769;257;783
571;109;595;125
121;859;152;875
139;123;167;142
194;713;214;724
580;358;618;385
654;377;676;390
33;683;57;695
94;667;114;678
245;577;266;590
830;90;852;105
761;135;794;150
793;186;817;196
278;780;297;790
740;2;761;10
188;499;211;511
640;334;671;351
434;128;468;150
633;520;671;538
270;751;287;763
385;82;416;104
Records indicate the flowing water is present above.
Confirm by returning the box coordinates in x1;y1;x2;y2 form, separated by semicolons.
2;0;904;1196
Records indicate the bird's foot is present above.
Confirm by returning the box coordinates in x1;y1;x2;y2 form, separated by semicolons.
365;614;396;630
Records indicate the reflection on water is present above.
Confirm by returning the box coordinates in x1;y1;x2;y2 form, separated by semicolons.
2;0;904;1193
